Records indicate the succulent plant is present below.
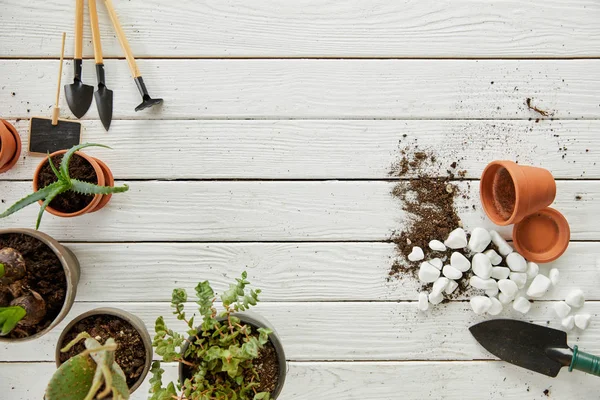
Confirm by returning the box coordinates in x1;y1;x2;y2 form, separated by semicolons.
0;143;129;229
46;331;130;400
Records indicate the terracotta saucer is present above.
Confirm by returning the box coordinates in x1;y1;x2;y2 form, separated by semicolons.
0;120;22;173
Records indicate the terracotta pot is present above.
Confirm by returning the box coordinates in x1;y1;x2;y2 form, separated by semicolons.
0;119;21;173
32;150;116;218
0;228;80;342
179;311;287;399
56;307;153;395
480;161;556;226
512;207;571;263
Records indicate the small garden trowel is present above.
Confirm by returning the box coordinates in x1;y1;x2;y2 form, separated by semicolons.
470;319;600;377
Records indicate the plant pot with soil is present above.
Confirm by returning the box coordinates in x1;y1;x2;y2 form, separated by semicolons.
151;272;287;400
0;143;129;229
0;228;80;341
0;119;22;173
55;307;153;396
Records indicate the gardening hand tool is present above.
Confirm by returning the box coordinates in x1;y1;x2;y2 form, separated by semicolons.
89;0;113;131
470;319;600;377
64;0;94;118
102;0;163;112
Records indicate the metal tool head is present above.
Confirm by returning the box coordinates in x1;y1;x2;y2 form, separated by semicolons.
135;95;163;112
94;85;113;131
65;81;94;119
470;319;570;377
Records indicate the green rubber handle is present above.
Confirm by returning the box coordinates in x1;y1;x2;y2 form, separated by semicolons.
569;345;600;376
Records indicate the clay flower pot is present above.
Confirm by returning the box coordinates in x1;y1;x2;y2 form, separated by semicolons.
0;120;21;173
32;150;116;218
56;307;153;395
0;228;80;342
480;160;556;226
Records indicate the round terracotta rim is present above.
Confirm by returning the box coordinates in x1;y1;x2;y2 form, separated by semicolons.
512;207;570;263
32;150;104;217
91;157;114;212
0;119;22;174
480;161;522;226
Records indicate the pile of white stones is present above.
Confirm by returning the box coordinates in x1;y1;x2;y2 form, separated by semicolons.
412;227;592;331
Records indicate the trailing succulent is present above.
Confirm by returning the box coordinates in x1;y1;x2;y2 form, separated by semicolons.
150;272;274;400
0;143;129;229
45;332;130;400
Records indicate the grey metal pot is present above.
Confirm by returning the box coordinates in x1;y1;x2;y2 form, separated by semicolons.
0;228;80;342
55;307;153;395
178;311;287;399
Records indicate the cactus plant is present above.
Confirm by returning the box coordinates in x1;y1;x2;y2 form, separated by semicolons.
46;331;130;400
0;143;129;229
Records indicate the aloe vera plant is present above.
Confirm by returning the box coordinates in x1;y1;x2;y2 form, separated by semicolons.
0;143;129;229
46;332;130;400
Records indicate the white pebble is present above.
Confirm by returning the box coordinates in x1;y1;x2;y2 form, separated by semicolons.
429;240;446;252
472;253;493;279
513;297;532;314
484;249;503;266
450;252;471;272
509;272;528;289
418;262;441;283
468;227;492;253
562;315;575;331
407;246;425;262
432;277;450;295
487;297;503;316
418;292;429;311
429;291;444;305
428;258;443;270
575;314;591;330
491;266;510;280
445;280;459;295
506;252;527;272
553;301;572;319
498;292;514;305
526;275;552;298
490;230;514;256
485;287;499;297
565;289;585;308
549;268;560;286
470;276;498;291
470;296;493;315
526;262;540;280
442;265;462;280
444;228;468;249
498;279;518;298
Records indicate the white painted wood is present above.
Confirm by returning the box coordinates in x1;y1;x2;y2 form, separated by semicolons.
60;242;600;302
2;0;600;58
2;59;600;119
2;360;597;400
1;119;598;180
0;180;595;241
1;301;598;362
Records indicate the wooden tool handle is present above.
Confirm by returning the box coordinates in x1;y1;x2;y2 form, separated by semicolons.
103;0;141;78
74;0;84;59
89;0;103;64
53;33;67;125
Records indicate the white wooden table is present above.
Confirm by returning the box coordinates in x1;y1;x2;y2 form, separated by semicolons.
1;1;599;398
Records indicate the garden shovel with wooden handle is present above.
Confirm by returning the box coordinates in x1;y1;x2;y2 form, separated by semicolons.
102;0;163;112
89;0;113;131
470;319;600;377
64;0;94;118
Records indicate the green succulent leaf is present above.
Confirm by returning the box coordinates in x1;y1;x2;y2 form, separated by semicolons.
46;153;64;181
59;143;111;179
0;263;4;278
35;184;65;230
0;306;26;335
70;179;129;196
0;181;65;220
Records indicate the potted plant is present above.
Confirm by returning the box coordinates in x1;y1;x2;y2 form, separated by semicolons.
46;332;130;399
0;228;79;341
0;119;21;173
0;143;129;229
56;308;153;396
150;272;286;400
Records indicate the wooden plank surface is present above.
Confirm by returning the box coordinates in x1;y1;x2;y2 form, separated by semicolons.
2;60;600;120
1;119;598;180
1;0;600;58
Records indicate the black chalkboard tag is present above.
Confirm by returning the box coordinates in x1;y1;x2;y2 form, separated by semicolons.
28;117;81;155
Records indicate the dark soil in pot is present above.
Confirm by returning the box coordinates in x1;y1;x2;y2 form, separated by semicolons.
38;154;98;213
0;233;66;338
59;314;147;388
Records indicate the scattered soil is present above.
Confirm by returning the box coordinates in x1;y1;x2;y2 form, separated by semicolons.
543;388;550;396
37;154;98;213
492;167;516;220
0;233;66;338
59;314;147;388
525;98;550;117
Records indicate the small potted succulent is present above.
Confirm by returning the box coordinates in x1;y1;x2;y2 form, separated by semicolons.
0;228;79;341
150;272;286;400
0;143;129;229
0;119;21;173
56;308;153;396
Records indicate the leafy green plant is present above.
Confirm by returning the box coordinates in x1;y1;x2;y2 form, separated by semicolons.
0;306;26;335
150;272;274;400
0;143;129;229
45;332;130;400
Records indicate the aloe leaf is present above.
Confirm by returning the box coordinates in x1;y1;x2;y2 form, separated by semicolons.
70;179;129;196
0;181;65;220
36;184;65;229
47;153;63;180
60;143;112;179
